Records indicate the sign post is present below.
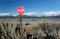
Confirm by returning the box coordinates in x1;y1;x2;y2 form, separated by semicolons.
17;6;24;27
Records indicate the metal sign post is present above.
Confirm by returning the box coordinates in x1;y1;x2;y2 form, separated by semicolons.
17;6;24;27
20;15;22;27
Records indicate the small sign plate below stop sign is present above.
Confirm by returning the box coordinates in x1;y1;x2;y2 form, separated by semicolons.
17;6;24;15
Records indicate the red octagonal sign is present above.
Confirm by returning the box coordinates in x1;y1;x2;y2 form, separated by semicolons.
17;6;24;15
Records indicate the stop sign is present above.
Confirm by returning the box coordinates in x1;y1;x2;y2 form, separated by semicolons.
17;6;24;15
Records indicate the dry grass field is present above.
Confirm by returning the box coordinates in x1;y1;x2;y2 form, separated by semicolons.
0;18;60;39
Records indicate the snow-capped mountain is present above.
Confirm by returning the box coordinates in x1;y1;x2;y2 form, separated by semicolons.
0;11;60;18
0;13;12;16
0;13;15;18
24;11;60;18
24;12;39;17
42;11;60;16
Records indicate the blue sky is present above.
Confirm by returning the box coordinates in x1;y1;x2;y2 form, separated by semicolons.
0;0;60;15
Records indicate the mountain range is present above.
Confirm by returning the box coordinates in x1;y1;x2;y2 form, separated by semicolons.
0;11;60;18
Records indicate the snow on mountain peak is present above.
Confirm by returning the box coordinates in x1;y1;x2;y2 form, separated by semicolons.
0;13;12;16
24;12;39;16
24;11;60;17
0;11;60;17
43;11;60;16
